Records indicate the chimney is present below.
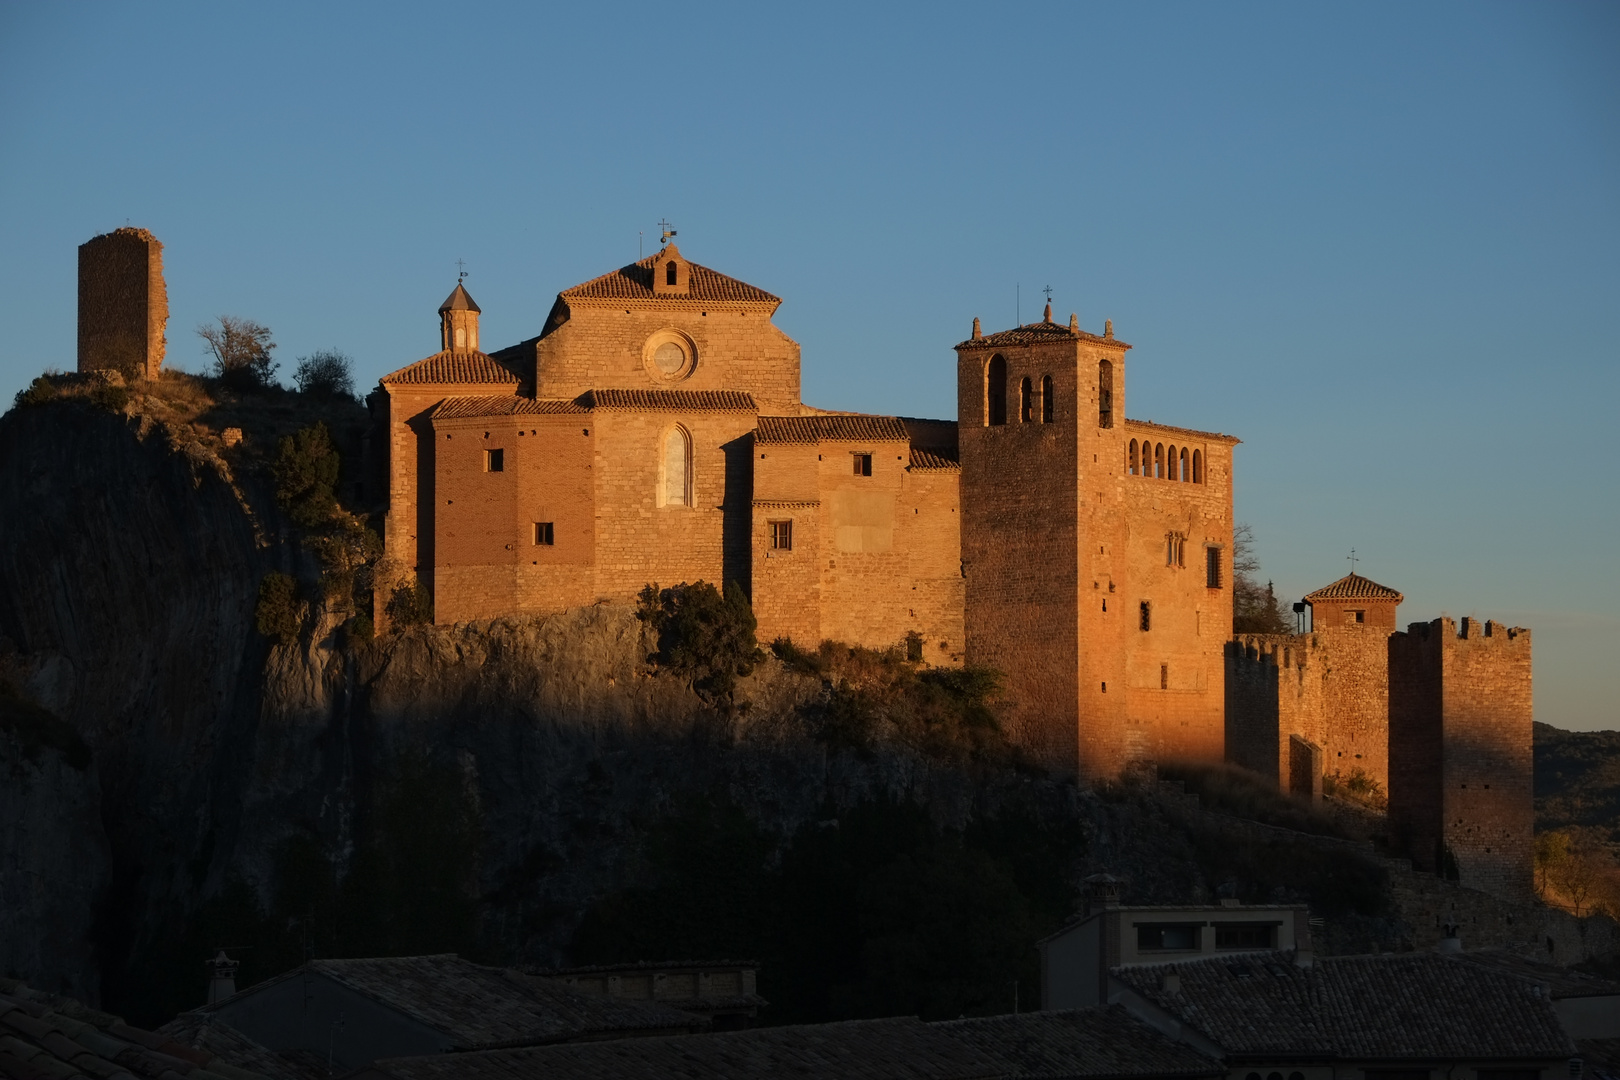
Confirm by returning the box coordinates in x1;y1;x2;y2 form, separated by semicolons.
1160;968;1181;995
1438;922;1463;954
1081;872;1123;917
206;950;240;1004
1294;909;1315;968
972;317;982;340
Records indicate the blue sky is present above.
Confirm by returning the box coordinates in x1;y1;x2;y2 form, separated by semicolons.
2;2;1616;730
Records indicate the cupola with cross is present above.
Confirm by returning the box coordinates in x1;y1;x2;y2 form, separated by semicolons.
440;281;481;352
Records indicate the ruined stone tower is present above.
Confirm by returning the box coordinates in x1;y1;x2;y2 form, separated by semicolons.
1388;616;1534;899
78;227;167;380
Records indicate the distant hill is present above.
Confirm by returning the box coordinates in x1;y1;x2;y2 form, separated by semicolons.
1535;721;1620;837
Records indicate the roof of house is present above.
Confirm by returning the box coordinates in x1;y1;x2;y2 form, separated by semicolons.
560;255;779;306
157;1013;321;1080
932;1007;1222;1078
1449;948;1620;1000
365;1016;1007;1080
582;388;758;413
193;956;702;1052
756;414;912;445
439;283;481;314
1113;951;1574;1060
429;395;589;420
1301;572;1404;605
380;352;521;386
955;318;1130;352
0;978;271;1080
908;446;961;471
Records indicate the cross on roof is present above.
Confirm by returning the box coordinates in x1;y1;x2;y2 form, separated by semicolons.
1347;548;1359;572
456;258;467;282
658;219;677;246
1042;285;1053;302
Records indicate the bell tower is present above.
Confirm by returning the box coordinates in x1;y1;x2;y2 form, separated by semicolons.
439;281;481;352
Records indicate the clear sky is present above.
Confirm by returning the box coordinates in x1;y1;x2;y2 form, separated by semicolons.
2;2;1616;730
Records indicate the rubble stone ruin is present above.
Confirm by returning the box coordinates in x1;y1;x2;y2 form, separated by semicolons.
78;227;167;380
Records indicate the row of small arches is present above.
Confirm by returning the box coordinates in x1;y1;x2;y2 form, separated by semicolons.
1130;439;1203;483
985;356;1115;428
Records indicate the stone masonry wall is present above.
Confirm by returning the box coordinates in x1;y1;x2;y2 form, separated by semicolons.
77;228;166;380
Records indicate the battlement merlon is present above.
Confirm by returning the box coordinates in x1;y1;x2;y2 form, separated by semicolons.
1400;616;1531;648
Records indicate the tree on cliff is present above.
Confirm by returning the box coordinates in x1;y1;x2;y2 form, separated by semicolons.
1232;522;1292;634
197;316;278;390
293;349;355;398
272;423;340;527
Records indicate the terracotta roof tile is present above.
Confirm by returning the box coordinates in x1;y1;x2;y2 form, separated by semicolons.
1114;951;1573;1058
933;1006;1221;1077
380;352;519;386
1302;572;1404;604
429;396;589;421
561;256;778;305
583;389;757;413
908;447;960;471
756;414;911;445
956;319;1130;351
1123;418;1241;445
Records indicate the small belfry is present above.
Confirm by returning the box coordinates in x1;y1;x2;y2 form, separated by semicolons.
440;280;481;352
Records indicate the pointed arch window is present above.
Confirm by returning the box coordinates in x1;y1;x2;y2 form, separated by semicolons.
1098;359;1114;428
1041;375;1054;423
666;260;678;286
1020;377;1034;423
986;355;1007;426
661;425;693;507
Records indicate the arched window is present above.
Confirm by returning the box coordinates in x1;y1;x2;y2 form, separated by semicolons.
1192;449;1203;483
1167;444;1178;480
1041;375;1054;423
1129;439;1139;475
1155;443;1165;478
454;325;466;349
1020;377;1033;422
1180;446;1189;482
666;260;678;286
661;426;692;507
1098;359;1114;428
986;355;1007;426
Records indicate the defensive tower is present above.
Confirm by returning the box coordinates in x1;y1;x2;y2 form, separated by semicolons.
77;227;167;380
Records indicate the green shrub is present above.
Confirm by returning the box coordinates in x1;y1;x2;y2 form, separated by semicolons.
345;613;375;645
771;636;827;676
255;572;302;646
637;580;762;702
13;376;57;409
293;349;356;398
91;383;130;413
387;580;433;626
272;423;341;527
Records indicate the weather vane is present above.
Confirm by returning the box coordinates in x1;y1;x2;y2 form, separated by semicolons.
1347;548;1359;573
456;258;467;282
658;219;677;246
1042;285;1053;303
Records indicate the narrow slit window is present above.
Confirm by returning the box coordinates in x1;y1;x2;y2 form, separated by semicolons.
1206;547;1223;588
1098;359;1114;428
1140;601;1152;632
533;522;554;545
485;448;504;472
986;355;1007;426
1020;377;1033;422
770;520;793;551
1042;375;1054;423
853;453;872;476
1160;663;1168;690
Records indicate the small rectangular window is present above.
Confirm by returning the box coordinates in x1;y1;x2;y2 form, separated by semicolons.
485;448;504;472
533;522;554;545
1139;601;1151;632
853;453;872;476
770;520;792;551
1346;609;1365;624
1136;924;1199;951
1206;547;1222;588
1214;924;1274;950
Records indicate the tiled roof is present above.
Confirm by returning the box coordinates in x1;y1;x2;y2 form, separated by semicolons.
194;956;701;1052
934;1007;1221;1078
1123;418;1241;445
368;1017;1008;1080
0;978;271;1080
380;352;520;386
158;1013;320;1080
908;447;960;471
430;396;588;420
583;389;757;413
1302;572;1404;604
1114;951;1574;1059
560;256;779;305
439;283;481;314
1451;948;1620;999
756;414;911;445
956;320;1129;351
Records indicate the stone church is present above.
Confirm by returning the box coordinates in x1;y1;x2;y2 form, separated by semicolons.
374;243;1238;781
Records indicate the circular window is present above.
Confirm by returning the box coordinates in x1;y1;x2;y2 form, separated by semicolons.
653;341;686;374
642;330;697;382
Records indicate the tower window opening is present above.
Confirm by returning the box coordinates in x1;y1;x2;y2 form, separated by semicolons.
1179;446;1189;481
1167;444;1178;481
986;355;1007;426
1020;377;1034;423
1041;375;1054;423
484;448;504;472
661;426;692;506
853;453;872;476
1098;359;1114;428
533;521;554;545
1206;547;1223;588
1155;443;1165;478
666;260;678;286
1192;449;1203;483
770;520;793;551
455;326;466;349
1129;440;1139;475
1140;601;1152;632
